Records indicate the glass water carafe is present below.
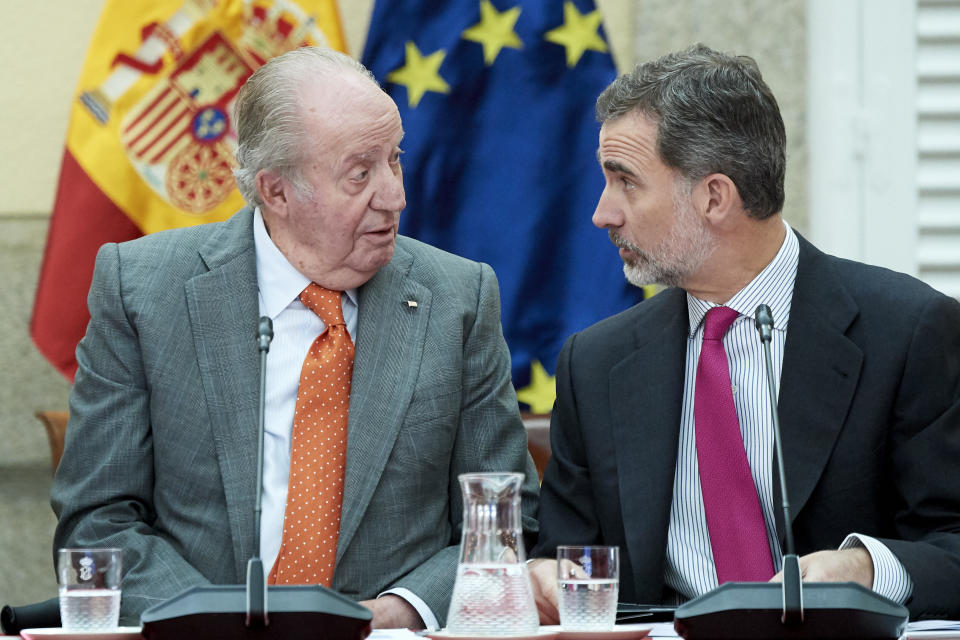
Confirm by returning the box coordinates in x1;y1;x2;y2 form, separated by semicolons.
446;472;539;635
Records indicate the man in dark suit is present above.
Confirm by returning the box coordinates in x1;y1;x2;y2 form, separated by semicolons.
529;44;960;622
52;47;539;628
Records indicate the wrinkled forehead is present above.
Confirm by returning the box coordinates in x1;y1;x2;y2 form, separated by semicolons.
293;74;404;169
299;71;400;129
598;110;661;166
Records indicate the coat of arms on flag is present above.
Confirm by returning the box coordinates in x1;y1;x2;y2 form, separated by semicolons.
32;0;345;378
74;0;344;227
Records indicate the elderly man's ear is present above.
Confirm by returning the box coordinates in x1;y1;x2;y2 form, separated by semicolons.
256;170;291;217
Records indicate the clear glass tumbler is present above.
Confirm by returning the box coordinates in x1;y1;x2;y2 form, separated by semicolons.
57;548;122;630
446;472;538;635
557;545;619;630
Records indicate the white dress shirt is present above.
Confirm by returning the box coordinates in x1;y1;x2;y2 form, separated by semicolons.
663;223;913;605
252;209;438;628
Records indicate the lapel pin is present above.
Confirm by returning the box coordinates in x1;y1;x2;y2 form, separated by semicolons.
405;300;418;308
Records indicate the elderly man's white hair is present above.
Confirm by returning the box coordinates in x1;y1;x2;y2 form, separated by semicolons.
232;47;379;208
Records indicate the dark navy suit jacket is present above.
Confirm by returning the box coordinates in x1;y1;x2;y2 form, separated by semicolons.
535;234;960;620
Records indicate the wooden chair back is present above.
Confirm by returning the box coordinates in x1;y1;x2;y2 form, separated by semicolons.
34;410;69;473
523;413;551;481
34;409;550;481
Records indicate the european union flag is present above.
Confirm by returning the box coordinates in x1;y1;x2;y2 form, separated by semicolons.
362;0;643;411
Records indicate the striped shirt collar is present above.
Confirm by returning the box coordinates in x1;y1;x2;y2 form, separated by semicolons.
686;221;799;337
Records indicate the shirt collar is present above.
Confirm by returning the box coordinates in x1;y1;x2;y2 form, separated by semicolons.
687;220;799;336
253;207;358;318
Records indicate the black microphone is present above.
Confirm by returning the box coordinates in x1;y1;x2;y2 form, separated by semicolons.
754;303;773;343
0;598;61;635
257;316;274;351
140;316;372;640
673;305;908;640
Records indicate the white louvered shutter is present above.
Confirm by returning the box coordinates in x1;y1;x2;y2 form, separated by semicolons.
917;0;960;299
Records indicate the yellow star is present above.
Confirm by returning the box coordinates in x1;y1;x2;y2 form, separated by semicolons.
516;360;557;415
386;41;451;108
544;1;608;67
461;0;523;66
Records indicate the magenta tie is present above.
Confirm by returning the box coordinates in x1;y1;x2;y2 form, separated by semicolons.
695;306;775;584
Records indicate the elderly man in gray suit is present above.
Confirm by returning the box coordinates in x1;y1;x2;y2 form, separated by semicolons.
51;47;539;629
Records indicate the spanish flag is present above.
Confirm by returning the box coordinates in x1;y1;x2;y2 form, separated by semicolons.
31;0;346;379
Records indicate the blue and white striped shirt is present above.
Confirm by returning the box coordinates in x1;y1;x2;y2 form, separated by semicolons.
663;223;912;604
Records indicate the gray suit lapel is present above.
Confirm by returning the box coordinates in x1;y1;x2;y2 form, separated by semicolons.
336;242;431;560
610;288;688;602
774;235;862;543
185;208;261;580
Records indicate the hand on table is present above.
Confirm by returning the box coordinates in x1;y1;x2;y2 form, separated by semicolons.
360;594;425;629
770;548;874;588
528;558;560;625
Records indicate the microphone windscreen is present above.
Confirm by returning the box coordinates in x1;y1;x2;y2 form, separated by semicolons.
0;597;61;634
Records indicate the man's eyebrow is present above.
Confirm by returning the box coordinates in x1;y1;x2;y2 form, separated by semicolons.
343;151;372;167
342;134;405;170
600;157;635;177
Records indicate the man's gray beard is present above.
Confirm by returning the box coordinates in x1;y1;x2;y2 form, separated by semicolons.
612;190;716;289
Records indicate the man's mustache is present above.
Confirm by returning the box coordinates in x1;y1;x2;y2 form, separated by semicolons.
609;230;643;255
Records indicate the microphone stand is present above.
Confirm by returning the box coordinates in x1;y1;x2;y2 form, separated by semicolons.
755;304;802;625
246;317;274;627
140;317;372;640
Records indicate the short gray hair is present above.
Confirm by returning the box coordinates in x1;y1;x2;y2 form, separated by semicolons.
596;44;786;220
232;47;377;208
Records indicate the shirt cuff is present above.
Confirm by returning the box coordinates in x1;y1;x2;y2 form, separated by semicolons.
840;533;914;604
379;587;440;630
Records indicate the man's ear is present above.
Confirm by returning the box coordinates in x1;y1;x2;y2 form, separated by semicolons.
698;173;743;230
255;170;290;217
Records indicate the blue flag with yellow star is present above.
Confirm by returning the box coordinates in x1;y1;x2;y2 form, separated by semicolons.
362;0;643;413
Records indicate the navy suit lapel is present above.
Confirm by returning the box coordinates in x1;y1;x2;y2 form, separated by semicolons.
610;288;688;602
773;235;863;544
185;208;261;580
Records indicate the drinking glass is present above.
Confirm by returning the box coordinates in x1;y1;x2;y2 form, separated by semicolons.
557;545;619;630
57;548;122;630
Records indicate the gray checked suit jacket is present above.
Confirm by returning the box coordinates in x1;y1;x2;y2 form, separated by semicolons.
51;207;540;625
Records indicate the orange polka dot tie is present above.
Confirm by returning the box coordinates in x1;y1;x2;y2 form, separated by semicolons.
268;284;354;587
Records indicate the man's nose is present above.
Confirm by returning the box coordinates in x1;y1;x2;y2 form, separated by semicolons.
373;167;406;212
592;187;623;229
